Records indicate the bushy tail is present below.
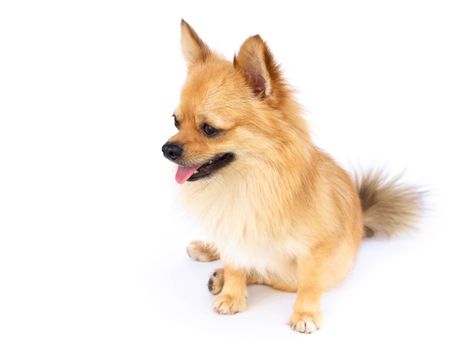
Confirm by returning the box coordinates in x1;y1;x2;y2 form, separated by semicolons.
356;170;424;238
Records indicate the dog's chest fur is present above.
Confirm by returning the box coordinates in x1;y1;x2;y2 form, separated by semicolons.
183;175;307;281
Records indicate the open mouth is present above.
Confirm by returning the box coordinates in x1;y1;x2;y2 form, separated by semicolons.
175;152;235;184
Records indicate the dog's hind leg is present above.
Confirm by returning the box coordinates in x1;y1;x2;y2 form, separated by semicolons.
186;240;220;262
208;268;296;295
207;268;225;295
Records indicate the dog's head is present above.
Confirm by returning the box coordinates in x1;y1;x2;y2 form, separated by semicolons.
163;20;309;184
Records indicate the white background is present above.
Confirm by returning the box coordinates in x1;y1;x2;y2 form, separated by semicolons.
1;1;467;349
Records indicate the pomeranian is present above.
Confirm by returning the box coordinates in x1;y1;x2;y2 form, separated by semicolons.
162;20;423;333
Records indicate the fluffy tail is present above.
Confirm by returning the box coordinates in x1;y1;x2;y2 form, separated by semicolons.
356;170;424;238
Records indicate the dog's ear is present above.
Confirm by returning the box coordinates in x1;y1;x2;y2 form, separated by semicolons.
180;19;211;66
234;35;280;98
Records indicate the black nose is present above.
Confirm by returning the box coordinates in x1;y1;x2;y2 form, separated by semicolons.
162;142;183;161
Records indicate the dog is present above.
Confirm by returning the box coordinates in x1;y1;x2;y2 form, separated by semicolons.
162;20;423;333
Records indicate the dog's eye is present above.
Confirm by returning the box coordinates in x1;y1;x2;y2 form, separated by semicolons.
173;114;180;129
202;123;218;137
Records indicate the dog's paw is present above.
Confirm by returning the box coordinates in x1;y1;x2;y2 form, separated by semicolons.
289;311;321;334
186;241;219;262
213;293;246;315
208;268;224;295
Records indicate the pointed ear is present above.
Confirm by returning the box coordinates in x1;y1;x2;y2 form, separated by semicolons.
234;35;278;98
180;19;211;66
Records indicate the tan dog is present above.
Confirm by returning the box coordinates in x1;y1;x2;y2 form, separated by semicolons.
162;20;423;333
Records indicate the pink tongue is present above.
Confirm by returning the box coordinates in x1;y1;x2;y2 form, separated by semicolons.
175;166;198;184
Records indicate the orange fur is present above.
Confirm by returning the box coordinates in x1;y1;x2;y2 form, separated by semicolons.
164;20;423;334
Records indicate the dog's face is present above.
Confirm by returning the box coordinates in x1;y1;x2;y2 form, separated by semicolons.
163;58;246;184
163;20;306;184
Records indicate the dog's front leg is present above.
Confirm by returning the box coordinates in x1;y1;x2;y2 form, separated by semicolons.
213;264;247;314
